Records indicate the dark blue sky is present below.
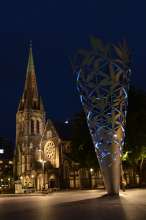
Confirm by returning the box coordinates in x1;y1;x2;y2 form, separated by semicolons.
0;0;146;150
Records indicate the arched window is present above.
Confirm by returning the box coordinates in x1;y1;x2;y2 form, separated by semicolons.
31;119;34;132
37;120;39;133
64;161;69;179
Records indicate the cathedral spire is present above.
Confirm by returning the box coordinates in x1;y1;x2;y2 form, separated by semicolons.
27;41;35;73
18;43;44;111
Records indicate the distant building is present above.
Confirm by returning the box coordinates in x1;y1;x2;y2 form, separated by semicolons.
0;135;13;175
13;46;104;190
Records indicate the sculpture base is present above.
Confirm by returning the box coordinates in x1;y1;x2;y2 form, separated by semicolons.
107;193;119;196
99;158;121;195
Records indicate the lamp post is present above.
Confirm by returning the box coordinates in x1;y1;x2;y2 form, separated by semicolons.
39;149;46;191
8;178;10;189
32;175;34;187
1;179;3;187
90;168;93;189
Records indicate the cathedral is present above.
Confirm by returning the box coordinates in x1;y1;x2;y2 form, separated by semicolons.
13;45;104;190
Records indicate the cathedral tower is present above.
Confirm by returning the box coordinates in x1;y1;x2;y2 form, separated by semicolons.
13;45;46;178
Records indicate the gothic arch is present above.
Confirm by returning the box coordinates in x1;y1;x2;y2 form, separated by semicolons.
36;117;42;134
49;173;57;188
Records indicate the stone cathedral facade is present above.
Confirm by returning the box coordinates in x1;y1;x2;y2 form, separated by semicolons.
13;46;104;190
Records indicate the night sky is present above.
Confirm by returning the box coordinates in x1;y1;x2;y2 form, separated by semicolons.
0;0;146;151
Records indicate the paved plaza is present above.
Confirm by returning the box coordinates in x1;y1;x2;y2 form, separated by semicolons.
0;189;146;220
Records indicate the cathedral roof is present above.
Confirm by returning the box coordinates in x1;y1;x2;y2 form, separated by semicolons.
51;121;75;141
63;153;79;163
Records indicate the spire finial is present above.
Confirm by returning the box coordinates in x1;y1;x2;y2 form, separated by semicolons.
30;40;32;49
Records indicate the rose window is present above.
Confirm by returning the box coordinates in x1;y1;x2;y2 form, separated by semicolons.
45;141;55;159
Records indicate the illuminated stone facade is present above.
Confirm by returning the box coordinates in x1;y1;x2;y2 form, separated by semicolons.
13;46;104;190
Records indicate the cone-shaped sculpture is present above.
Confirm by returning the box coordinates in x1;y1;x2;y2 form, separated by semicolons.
70;36;131;195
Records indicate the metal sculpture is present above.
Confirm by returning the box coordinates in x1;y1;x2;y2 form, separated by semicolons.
70;36;131;195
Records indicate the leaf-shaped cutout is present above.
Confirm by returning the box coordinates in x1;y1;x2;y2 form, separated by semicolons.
89;96;97;103
99;79;112;86
112;59;123;65
110;83;118;91
87;56;94;66
112;44;123;59
118;41;123;52
97;71;110;78
86;72;95;83
119;88;123;97
94;59;99;70
116;70;122;82
105;93;110;106
95;38;104;53
82;58;88;66
87;83;96;88
120;95;125;101
80;70;85;81
103;114;112;122
90;35;97;50
78;49;90;56
99;78;108;86
115;114;121;120
113;98;119;102
77;80;83;86
103;43;110;56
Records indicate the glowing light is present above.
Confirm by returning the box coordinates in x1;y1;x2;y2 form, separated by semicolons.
0;149;4;154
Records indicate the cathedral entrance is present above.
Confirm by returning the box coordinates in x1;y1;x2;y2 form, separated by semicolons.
50;179;55;188
49;174;56;188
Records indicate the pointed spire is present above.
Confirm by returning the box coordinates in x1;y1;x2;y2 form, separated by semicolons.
40;96;45;111
27;41;35;73
20;42;39;110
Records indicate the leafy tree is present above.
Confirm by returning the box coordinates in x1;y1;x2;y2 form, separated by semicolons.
123;86;146;181
70;110;100;173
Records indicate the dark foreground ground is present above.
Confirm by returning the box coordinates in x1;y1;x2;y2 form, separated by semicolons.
0;189;146;220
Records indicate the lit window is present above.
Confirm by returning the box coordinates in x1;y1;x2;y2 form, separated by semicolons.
0;161;3;164
9;161;13;164
5;165;8;168
0;149;4;154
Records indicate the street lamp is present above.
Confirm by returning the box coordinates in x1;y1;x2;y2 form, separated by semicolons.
31;175;34;186
1;179;3;187
39;149;46;190
8;178;10;188
90;168;93;188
